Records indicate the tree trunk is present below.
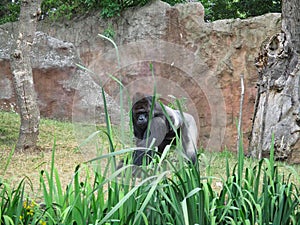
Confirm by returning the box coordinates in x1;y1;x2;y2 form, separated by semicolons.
249;0;300;163
10;0;41;151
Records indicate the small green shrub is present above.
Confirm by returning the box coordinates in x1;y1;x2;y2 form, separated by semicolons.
103;24;116;39
100;0;122;18
0;1;20;25
41;0;92;21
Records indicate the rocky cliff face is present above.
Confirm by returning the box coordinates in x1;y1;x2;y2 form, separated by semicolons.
0;1;281;152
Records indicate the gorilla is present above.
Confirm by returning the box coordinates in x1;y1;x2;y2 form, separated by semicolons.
131;93;198;165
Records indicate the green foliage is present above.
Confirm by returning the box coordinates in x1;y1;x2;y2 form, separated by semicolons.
163;0;186;6
99;0;149;18
0;1;20;25
0;0;282;24
41;0;100;21
0;111;19;147
201;0;281;21
237;0;281;17
103;24;116;39
99;0;122;18
1;135;299;224
103;24;116;40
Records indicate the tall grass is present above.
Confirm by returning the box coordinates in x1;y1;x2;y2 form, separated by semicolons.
1;91;299;224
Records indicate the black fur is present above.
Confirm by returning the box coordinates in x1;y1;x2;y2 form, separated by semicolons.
131;93;198;165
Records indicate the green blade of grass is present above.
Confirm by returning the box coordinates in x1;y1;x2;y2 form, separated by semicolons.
98;175;160;225
1;146;15;176
133;171;169;225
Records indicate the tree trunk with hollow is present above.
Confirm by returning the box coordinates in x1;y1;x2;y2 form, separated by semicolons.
10;0;41;151
249;0;300;163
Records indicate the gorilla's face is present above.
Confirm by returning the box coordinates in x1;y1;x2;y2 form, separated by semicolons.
136;112;148;127
132;98;150;131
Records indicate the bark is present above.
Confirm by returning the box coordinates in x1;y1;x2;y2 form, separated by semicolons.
10;0;41;151
249;0;300;163
282;0;300;54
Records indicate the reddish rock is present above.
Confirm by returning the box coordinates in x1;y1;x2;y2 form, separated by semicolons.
0;1;281;152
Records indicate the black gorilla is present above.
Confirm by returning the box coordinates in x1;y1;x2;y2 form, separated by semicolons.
131;93;198;165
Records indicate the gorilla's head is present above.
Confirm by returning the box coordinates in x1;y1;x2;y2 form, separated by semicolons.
131;92;165;140
132;96;151;130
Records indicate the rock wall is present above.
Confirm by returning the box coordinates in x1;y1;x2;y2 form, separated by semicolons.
0;1;281;152
0;31;119;123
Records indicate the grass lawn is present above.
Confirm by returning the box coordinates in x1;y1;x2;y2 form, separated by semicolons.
1;110;299;194
0;111;83;196
1;110;300;224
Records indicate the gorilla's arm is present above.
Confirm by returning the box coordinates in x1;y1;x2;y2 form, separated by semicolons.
181;112;198;163
153;105;198;164
137;116;169;147
133;117;169;165
165;106;198;164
